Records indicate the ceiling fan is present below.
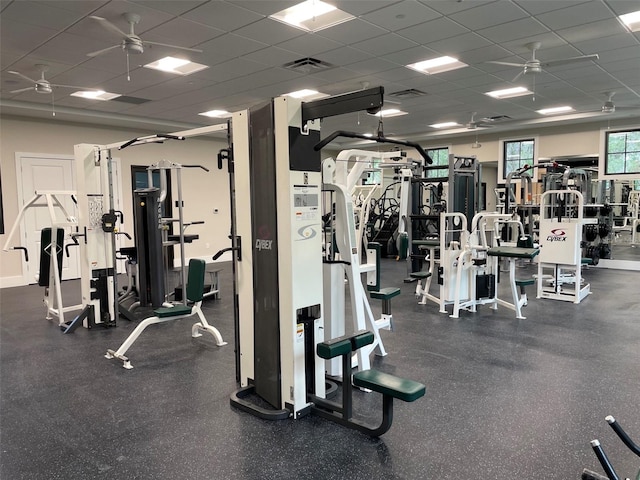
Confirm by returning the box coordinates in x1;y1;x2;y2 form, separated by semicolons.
600;91;640;113
487;41;599;82
8;64;93;95
87;13;203;58
466;112;494;130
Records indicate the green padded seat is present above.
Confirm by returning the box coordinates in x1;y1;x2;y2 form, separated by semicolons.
353;369;426;402
153;305;193;318
370;287;401;301
351;331;374;350
410;271;432;279
515;278;535;287
317;338;352;360
581;258;594;265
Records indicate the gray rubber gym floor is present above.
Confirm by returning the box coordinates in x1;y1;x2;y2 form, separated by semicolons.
1;259;639;480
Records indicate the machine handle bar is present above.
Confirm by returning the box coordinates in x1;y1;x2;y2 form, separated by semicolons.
183;164;210;172
115;231;132;240
590;440;620;480
314;130;433;165
12;246;29;262
607;416;640;457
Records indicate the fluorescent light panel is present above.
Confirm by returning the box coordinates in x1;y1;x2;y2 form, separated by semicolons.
429;121;459;128
270;1;355;32
536;106;574;115
199;110;231;118
71;90;120;101
144;56;208;75
369;108;408;118
485;86;532;99
619;10;640;31
406;56;468;75
284;89;329;100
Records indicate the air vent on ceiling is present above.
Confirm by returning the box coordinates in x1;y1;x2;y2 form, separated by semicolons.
283;57;334;73
388;88;428;98
485;115;512;122
111;96;151;105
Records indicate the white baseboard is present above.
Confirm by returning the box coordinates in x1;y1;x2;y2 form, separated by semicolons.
0;276;27;289
596;259;640;271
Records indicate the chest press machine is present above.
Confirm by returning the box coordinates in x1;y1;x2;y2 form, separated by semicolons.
225;89;426;435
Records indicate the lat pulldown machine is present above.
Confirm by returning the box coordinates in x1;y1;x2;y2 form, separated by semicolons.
224;88;427;435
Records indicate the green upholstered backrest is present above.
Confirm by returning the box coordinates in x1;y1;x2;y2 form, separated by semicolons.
186;258;206;302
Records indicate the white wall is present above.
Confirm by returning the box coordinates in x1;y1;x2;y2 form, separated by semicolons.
1;115;231;286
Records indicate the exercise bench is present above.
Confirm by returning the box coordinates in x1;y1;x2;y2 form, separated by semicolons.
311;331;426;436
106;258;226;369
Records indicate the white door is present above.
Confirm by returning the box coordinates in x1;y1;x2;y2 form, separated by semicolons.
16;153;80;283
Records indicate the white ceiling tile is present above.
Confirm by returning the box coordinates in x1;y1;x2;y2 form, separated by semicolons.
501;33;568;55
48;65;119;89
318;46;375;66
422;0;497;16
427;32;492;55
242;46;300;67
0;20;58;54
234;18;304;44
129;0;208;16
189;57;267;82
227;1;298;16
122;75;214;100
379;46;439;65
316;18;387;44
477;18;550;44
182;1;264;31
572;33;640;54
344;57;400;75
2;1;85;29
449;2;529;30
328;1;399;16
373;67;423;83
536;2;617;30
596;45;640;64
603;0;640;16
362;0;441;30
197;33;268;60
142;17;225;48
30;32;122;64
556;19;628;44
34;1;110;14
458;45;517;64
397;17;469;44
514;1;591;16
276;33;344;57
87;1;175;36
351;33;418;56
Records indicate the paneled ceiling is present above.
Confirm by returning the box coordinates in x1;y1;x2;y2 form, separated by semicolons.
1;0;639;146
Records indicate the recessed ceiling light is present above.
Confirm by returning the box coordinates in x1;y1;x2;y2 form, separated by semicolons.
429;121;460;128
70;90;121;101
619;10;640;31
368;108;408;118
144;56;208;75
284;89;329;100
198;110;232;118
270;1;355;32
485;86;533;99
406;56;468;75
536;106;574;115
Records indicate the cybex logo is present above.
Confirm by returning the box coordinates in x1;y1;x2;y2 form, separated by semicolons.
255;239;273;251
546;228;567;242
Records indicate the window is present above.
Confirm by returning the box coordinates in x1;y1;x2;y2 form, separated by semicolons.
425;147;449;179
605;129;640;175
503;139;534;178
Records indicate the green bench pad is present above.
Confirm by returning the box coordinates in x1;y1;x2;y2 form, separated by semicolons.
370;287;401;300
154;305;193;318
410;271;432;279
581;258;594;265
317;331;375;359
515;278;535;287
487;246;540;259
353;369;426;402
412;239;439;246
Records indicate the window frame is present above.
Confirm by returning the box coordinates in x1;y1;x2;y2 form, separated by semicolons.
600;127;640;180
498;136;538;183
424;145;451;180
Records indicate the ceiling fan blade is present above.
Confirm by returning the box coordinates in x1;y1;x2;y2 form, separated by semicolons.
8;70;38;84
10;87;35;94
50;83;96;90
511;70;524;83
144;40;203;53
86;44;122;57
486;61;526;67
89;16;129;39
542;54;599;68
